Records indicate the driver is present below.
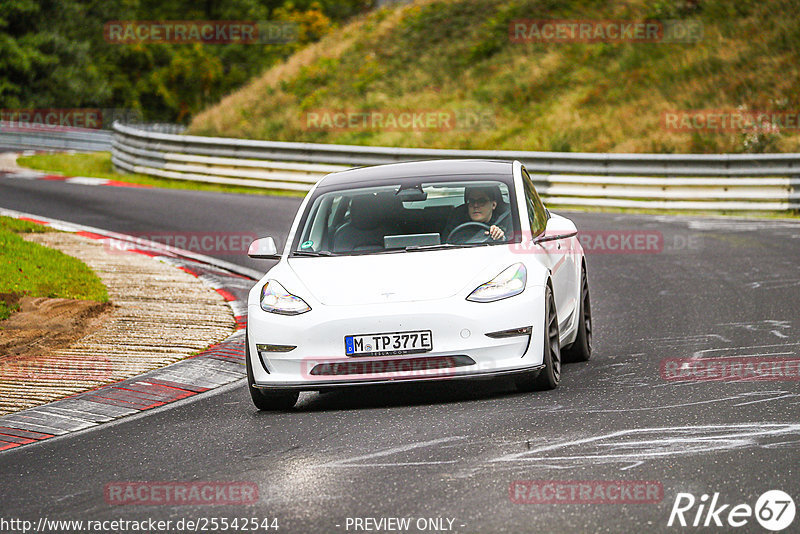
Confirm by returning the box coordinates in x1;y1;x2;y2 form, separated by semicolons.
443;185;510;243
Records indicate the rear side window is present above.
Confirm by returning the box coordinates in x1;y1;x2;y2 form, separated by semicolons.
521;169;548;238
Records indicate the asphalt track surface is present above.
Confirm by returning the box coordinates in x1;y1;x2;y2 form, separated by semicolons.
1;175;800;533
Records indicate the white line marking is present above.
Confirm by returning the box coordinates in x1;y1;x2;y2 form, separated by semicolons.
733;394;798;407
690;342;800;360
576;393;778;413
620;461;644;471
491;424;800;465
318;436;466;468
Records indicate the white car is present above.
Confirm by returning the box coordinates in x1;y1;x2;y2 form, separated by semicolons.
245;160;591;410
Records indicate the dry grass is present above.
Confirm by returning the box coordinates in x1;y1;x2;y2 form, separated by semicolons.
189;0;800;154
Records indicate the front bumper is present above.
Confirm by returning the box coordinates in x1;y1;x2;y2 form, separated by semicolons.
247;285;546;391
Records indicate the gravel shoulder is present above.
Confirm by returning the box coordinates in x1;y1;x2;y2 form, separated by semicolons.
0;231;236;415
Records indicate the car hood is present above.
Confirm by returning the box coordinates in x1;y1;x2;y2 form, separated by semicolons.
287;247;509;306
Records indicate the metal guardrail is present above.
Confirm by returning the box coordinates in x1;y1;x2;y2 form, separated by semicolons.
112;122;800;210
0;122;114;152
0;120;781;211
4;120;796;210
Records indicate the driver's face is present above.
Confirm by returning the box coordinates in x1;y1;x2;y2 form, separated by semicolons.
466;194;496;223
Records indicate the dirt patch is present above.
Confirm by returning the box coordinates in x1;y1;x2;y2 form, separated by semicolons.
0;297;115;361
0;292;22;317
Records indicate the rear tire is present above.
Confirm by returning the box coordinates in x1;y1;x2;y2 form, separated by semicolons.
516;284;560;392
562;265;592;363
246;333;299;410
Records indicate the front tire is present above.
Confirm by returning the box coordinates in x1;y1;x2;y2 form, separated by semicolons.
516;284;561;391
245;333;299;410
562;264;592;363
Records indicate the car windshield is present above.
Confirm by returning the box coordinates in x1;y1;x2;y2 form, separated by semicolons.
292;179;517;256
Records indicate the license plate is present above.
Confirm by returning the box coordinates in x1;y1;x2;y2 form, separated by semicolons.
345;330;433;356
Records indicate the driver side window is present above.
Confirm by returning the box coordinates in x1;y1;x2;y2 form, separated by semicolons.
521;169;547;238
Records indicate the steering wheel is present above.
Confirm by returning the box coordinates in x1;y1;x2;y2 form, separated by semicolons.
445;210;511;244
446;221;492;244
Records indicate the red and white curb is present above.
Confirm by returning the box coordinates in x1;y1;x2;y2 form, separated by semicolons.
0;210;262;452
0;168;151;188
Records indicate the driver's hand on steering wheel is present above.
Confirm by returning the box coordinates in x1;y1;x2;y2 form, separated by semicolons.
485;225;505;240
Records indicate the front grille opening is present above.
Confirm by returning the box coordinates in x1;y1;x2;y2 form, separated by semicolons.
309;355;476;376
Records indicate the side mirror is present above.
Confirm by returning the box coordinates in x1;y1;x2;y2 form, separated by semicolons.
248;237;280;259
533;230;577;244
533;216;577;244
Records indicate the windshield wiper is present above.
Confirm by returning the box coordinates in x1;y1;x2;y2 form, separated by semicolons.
405;243;491;252
291;250;335;257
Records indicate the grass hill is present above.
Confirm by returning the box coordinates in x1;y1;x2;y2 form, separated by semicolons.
188;0;800;153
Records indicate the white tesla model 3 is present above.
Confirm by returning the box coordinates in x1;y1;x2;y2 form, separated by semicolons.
245;160;591;409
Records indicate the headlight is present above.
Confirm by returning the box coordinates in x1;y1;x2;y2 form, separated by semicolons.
260;280;311;315
466;263;527;303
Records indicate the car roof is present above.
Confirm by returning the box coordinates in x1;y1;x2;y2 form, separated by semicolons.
318;159;514;188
